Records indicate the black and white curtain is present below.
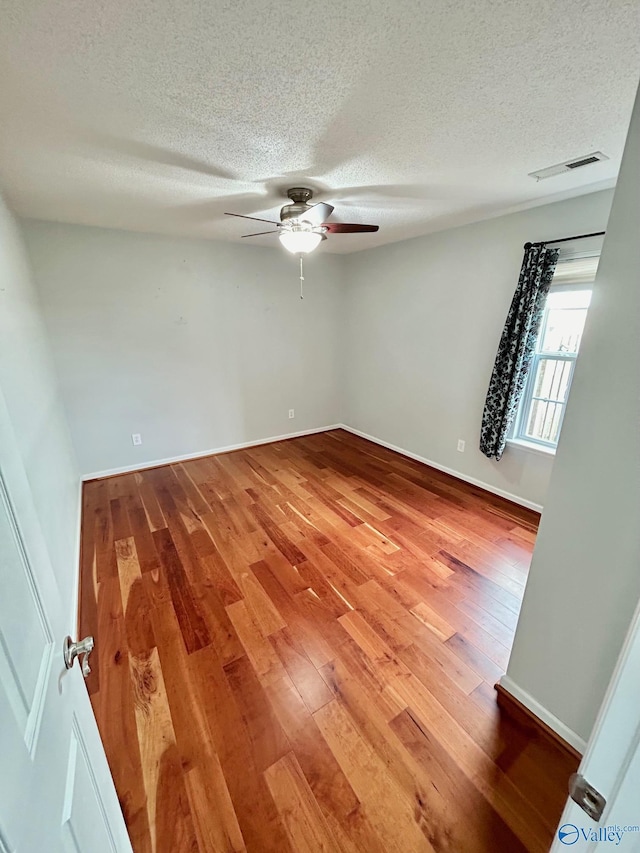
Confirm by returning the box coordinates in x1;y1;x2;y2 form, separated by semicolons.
479;243;559;460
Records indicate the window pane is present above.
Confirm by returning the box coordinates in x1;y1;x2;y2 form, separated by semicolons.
546;289;592;311
531;358;573;404
525;399;564;444
540;307;588;354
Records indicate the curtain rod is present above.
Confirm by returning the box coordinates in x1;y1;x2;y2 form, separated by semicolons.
524;230;605;250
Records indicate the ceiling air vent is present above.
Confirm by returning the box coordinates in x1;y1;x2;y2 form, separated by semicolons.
529;151;609;181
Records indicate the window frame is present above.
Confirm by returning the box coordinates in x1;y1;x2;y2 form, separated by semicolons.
511;252;599;453
513;346;578;451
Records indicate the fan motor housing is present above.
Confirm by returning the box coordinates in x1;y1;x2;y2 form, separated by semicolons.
280;187;314;222
280;203;311;221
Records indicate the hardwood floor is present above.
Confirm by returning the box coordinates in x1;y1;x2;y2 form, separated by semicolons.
80;428;577;853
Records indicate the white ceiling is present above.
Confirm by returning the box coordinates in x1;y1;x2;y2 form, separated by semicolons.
1;0;639;254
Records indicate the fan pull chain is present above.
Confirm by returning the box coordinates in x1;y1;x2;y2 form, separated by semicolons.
299;255;304;299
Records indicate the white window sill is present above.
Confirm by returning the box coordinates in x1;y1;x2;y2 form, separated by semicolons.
506;438;556;457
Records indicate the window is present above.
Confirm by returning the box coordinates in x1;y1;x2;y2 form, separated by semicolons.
512;254;599;452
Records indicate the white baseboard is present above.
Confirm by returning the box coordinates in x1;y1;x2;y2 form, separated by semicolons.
82;422;543;514
499;675;586;754
337;424;543;513
81;424;342;481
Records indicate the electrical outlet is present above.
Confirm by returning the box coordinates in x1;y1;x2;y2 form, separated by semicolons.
288;409;295;419
457;439;465;452
132;433;142;446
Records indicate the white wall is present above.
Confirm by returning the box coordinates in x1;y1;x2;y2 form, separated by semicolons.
342;189;614;509
0;194;80;611
505;90;640;745
23;223;344;477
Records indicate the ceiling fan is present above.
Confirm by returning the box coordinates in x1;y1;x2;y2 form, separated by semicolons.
225;187;379;254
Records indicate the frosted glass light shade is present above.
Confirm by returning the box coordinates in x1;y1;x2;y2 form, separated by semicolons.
279;227;322;254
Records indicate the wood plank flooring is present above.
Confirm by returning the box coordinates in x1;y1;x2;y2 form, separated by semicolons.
80;429;577;853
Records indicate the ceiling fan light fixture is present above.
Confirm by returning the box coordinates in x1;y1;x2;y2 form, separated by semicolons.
278;223;323;254
226;187;379;251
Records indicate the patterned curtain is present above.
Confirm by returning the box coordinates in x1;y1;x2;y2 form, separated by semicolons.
479;243;559;460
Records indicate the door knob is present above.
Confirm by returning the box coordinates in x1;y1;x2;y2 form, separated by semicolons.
63;635;94;678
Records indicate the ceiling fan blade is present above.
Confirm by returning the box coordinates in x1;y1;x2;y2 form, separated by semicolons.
241;230;281;238
300;202;335;225
225;212;279;225
323;223;379;233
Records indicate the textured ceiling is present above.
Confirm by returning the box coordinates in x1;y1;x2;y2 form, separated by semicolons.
0;0;639;254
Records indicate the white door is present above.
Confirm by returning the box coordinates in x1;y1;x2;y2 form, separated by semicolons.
0;388;132;853
552;595;640;851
